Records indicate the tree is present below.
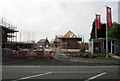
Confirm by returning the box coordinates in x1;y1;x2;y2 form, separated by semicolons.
90;20;106;39
90;20;120;39
108;22;120;39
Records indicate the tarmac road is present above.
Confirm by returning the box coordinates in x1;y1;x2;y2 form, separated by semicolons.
2;66;119;81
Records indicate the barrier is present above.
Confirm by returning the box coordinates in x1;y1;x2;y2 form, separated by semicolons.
8;50;55;59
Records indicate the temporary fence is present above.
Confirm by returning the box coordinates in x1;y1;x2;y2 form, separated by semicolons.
3;42;87;59
8;50;55;59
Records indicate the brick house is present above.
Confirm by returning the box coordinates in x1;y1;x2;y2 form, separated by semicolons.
54;30;82;49
79;43;89;50
37;38;49;48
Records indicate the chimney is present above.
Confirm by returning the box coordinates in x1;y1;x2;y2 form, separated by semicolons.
55;35;58;39
46;37;48;40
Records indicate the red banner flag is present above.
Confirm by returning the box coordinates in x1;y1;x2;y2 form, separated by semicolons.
96;14;101;29
107;7;112;28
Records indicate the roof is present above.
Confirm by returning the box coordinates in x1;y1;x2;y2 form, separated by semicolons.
38;39;46;43
63;30;77;38
54;30;82;42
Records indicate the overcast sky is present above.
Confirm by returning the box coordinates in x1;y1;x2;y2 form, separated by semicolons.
0;0;119;42
118;1;120;24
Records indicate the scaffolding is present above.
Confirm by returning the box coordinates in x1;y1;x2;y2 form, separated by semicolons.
0;17;18;44
0;17;37;51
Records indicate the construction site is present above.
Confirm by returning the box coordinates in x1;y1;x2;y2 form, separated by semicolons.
1;17;119;66
0;18;56;59
0;17;91;67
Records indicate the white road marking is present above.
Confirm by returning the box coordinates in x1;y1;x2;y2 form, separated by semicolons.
32;71;101;74
85;72;107;81
12;72;52;81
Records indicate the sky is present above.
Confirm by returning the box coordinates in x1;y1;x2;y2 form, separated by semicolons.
0;0;119;43
118;1;120;24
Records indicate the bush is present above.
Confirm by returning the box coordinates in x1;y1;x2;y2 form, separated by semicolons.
79;53;96;58
82;53;89;58
117;53;120;56
79;53;106;58
96;54;105;57
79;53;84;57
89;53;95;58
73;53;105;58
80;49;85;52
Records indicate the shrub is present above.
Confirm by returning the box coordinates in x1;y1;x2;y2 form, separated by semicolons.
79;53;84;57
82;53;89;58
80;49;85;52
96;54;105;57
89;53;95;58
79;53;98;58
117;53;120;56
78;53;106;58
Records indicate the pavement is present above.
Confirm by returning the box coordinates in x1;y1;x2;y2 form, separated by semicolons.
2;66;119;81
68;57;119;65
109;54;120;59
55;53;120;65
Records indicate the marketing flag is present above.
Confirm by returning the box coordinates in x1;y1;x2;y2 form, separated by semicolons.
96;14;101;29
107;7;112;28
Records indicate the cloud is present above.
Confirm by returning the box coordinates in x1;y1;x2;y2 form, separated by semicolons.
118;1;120;24
0;0;118;42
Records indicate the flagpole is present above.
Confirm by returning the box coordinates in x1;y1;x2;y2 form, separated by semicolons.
95;18;97;39
106;6;108;58
106;22;108;58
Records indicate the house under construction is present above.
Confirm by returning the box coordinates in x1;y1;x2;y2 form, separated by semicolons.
54;30;82;49
0;18;35;50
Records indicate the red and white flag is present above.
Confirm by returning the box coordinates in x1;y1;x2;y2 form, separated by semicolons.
107;7;112;28
96;14;101;29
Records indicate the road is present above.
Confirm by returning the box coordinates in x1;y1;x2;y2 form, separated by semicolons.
2;66;119;81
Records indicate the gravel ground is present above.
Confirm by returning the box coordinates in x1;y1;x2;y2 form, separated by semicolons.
2;56;120;66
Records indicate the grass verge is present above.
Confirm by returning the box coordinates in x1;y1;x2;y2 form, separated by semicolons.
96;57;119;60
